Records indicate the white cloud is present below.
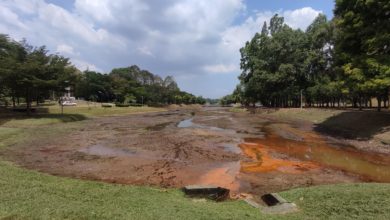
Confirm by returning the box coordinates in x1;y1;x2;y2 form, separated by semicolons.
56;44;76;55
74;0;149;24
283;7;322;30
164;0;245;35
2;0;44;15
0;0;322;98
137;46;154;57
204;64;238;74
72;59;102;72
0;4;28;30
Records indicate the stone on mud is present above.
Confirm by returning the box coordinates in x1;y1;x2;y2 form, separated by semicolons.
183;185;230;201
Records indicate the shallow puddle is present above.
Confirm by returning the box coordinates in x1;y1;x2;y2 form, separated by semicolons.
177;118;226;131
177;118;193;128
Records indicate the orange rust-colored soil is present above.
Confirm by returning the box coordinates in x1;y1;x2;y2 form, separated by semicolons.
239;142;319;174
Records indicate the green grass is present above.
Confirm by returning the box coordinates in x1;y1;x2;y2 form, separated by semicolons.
0;114;87;128
1;110;390;219
0;127;22;148
0;105;165;127
281;183;390;220
0;161;259;220
47;105;165;117
264;108;343;124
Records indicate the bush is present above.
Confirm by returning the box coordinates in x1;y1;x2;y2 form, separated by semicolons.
129;103;143;107
115;103;130;107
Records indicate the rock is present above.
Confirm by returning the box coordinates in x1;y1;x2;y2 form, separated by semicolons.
182;185;230;201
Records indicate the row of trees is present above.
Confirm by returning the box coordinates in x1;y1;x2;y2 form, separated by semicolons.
0;35;205;112
229;0;389;111
75;66;206;105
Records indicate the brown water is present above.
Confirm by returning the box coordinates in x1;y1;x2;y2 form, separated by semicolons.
240;126;390;182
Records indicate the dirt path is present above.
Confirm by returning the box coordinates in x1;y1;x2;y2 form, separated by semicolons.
3;107;390;198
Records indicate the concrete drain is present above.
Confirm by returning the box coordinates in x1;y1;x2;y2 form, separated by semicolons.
245;193;298;214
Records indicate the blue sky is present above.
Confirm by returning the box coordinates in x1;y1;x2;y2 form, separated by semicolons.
0;0;335;98
247;1;334;17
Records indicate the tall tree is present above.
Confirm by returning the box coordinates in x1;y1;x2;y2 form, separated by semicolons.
334;0;390;111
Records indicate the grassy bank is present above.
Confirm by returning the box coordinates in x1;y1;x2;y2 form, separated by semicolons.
47;105;165;117
1;159;389;220
258;108;390;144
261;108;343;123
0;105;165;128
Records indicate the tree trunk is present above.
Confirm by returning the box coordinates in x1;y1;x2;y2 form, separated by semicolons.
377;97;382;112
12;95;15;108
353;98;357;108
26;88;31;115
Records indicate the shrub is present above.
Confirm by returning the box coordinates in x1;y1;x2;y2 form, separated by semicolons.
129;103;143;107
115;103;130;107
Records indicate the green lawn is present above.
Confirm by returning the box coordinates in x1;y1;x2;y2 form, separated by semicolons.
1;109;390;219
0;105;165;127
47;105;165;117
263;108;344;124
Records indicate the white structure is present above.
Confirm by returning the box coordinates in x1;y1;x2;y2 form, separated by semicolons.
60;87;77;106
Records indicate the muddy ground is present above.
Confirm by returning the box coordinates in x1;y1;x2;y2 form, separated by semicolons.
3;107;390;199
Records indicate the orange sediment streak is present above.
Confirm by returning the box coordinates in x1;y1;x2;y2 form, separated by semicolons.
196;163;240;192
239;142;319;174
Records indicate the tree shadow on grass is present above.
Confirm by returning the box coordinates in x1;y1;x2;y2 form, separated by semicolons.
0;108;87;126
314;110;390;141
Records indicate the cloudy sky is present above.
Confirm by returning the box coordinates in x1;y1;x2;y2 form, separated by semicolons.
0;0;334;98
